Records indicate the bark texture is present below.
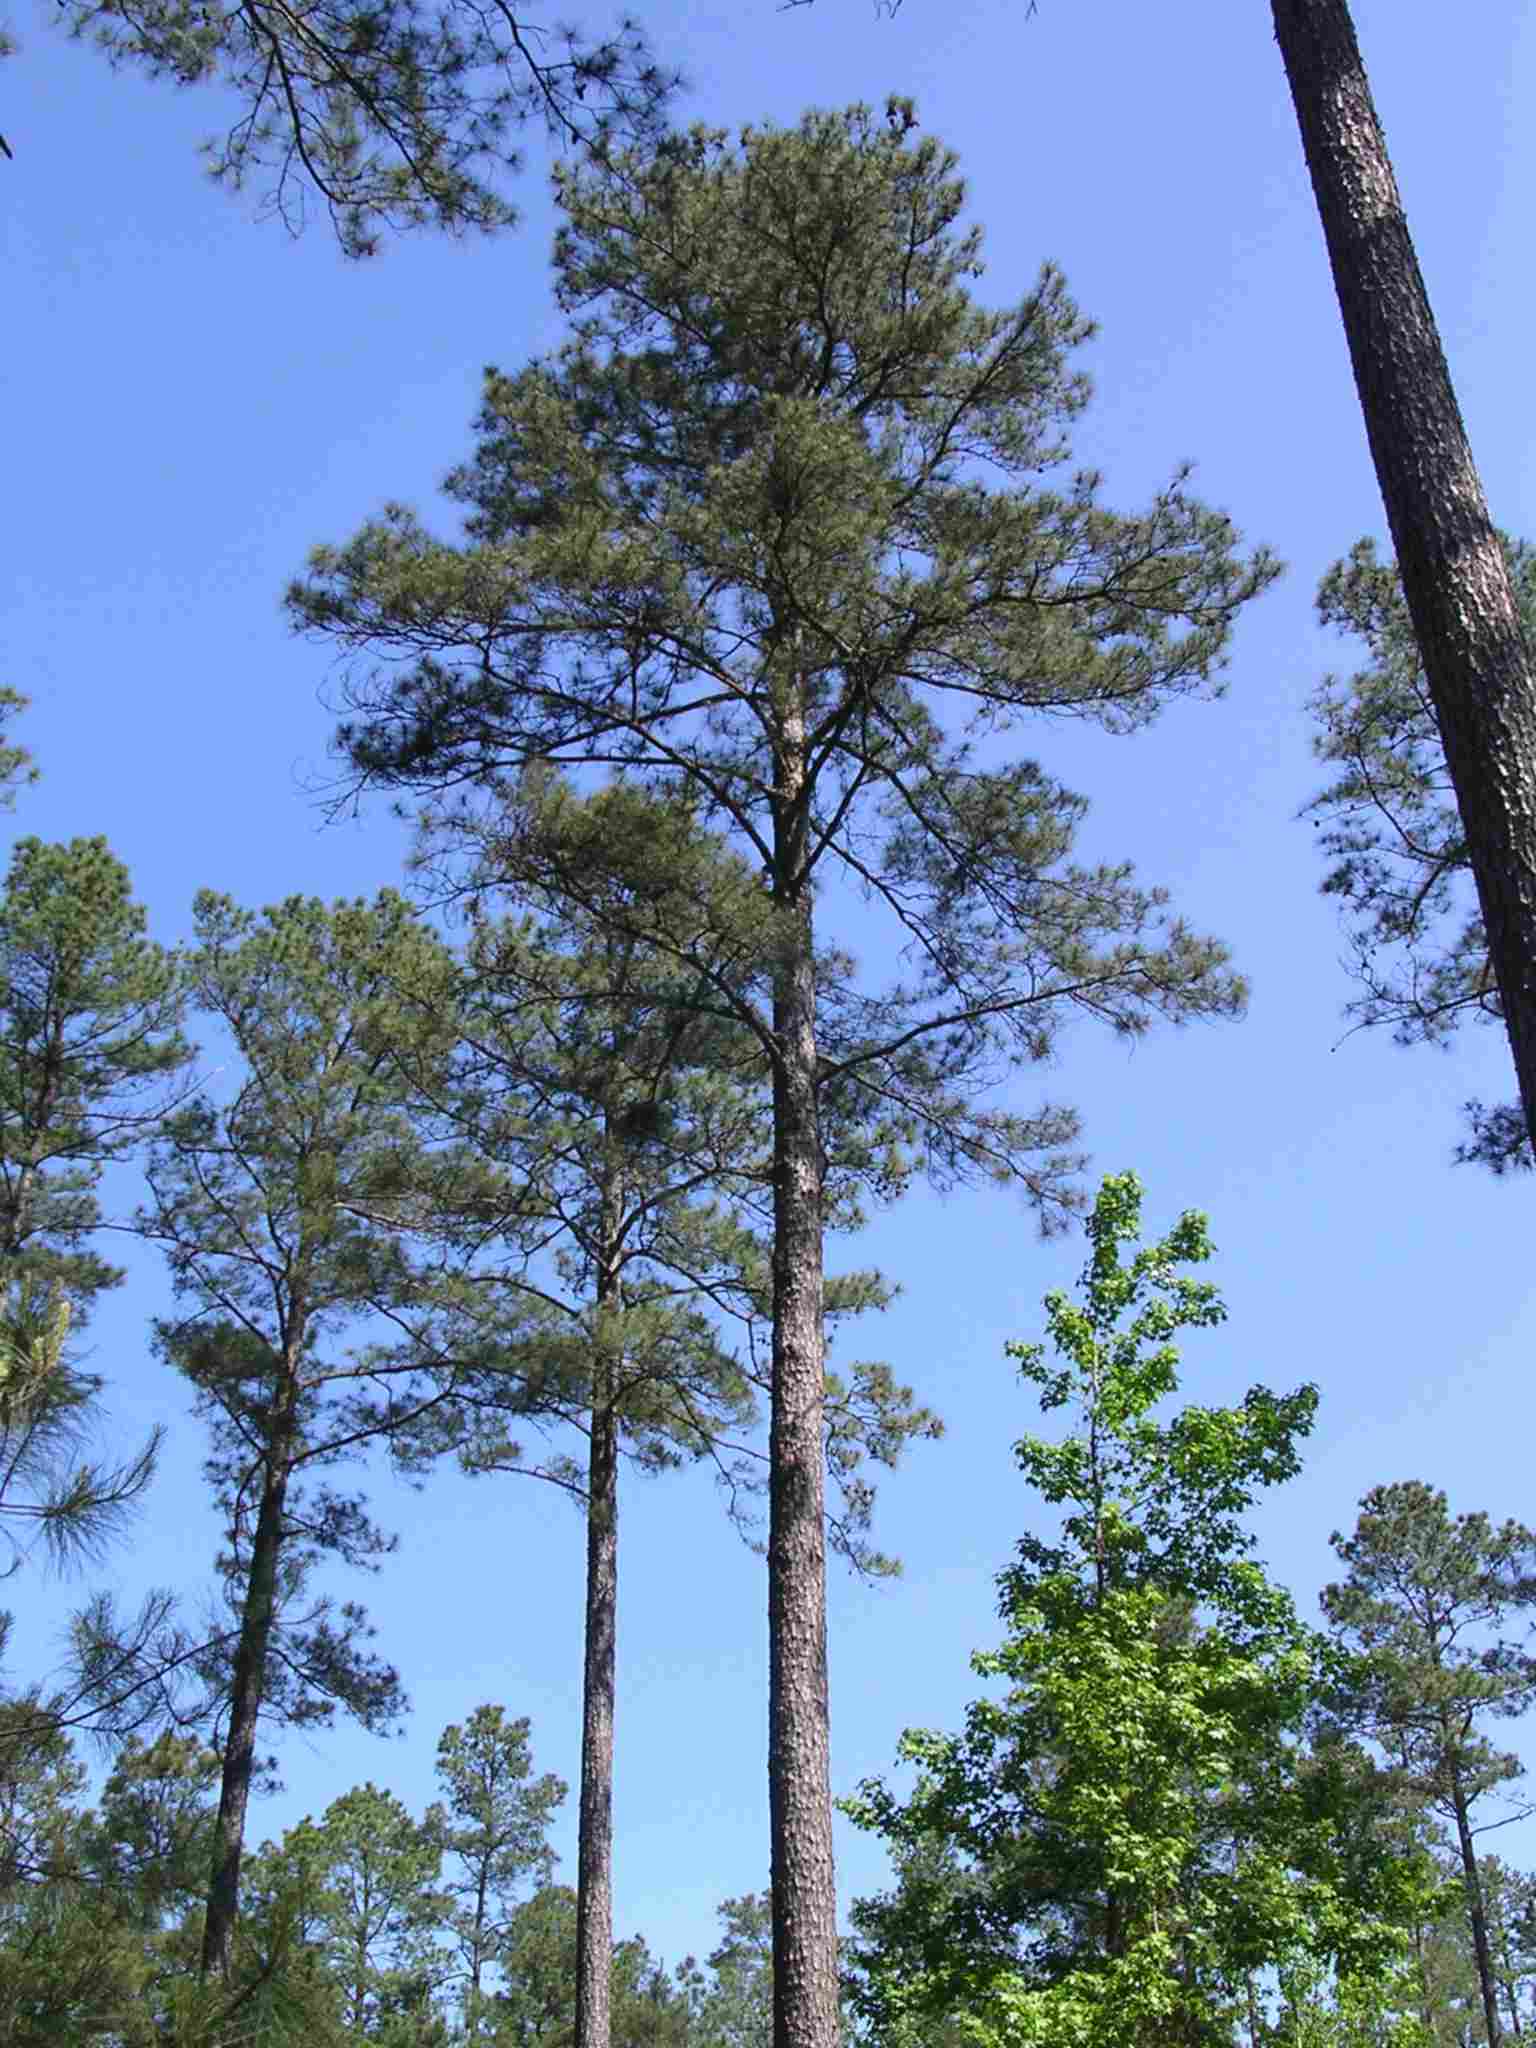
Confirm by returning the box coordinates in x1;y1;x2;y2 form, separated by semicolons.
1272;0;1536;1157
199;1436;292;1982
767;706;839;2048
574;1368;618;2048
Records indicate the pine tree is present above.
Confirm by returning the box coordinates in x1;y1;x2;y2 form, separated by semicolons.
1323;1482;1536;2048
137;889;490;1982
430;1705;565;2041
292;107;1273;2048
392;770;934;2048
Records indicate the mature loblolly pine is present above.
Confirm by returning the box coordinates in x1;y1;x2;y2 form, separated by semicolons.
391;769;935;2048
290;104;1271;2048
1323;1482;1536;2048
428;1705;565;2041
845;1176;1424;2048
137;888;493;1985
1266;0;1536;1172
7;0;678;258
1303;536;1536;1177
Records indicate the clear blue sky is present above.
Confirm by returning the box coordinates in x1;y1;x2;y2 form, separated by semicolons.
4;0;1535;1972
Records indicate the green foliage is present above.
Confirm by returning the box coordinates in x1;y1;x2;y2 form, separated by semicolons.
0;835;189;1315
430;1703;565;2037
845;1175;1426;2048
137;889;486;1744
398;769;936;1571
687;1893;773;2048
1303;536;1536;1176
1322;1482;1536;1819
0;1276;160;1582
0;687;37;807
50;0;674;258
1322;1480;1536;2046
293;99;1275;1224
264;1781;452;2037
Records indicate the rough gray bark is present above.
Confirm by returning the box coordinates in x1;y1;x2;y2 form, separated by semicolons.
1271;0;1536;1159
199;1416;294;1982
767;699;839;2048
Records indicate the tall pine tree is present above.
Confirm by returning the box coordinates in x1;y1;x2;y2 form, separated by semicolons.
291;105;1274;2048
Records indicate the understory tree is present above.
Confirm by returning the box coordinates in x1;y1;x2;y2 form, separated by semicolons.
1304;537;1536;1176
846;1174;1426;2048
1323;1481;1536;2048
291;103;1274;2048
430;1703;565;2041
137;888;490;1983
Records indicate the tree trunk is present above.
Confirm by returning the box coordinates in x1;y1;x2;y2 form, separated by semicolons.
1271;0;1536;1159
767;698;839;2048
1448;1756;1504;2048
574;1373;619;2048
199;1440;293;1982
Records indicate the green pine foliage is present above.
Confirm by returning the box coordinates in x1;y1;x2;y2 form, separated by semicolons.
49;0;674;258
1303;537;1536;1176
294;100;1273;1219
0;835;189;1316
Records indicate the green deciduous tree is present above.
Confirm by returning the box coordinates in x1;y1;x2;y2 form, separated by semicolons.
1323;1482;1536;2048
846;1175;1425;2048
1304;536;1536;1177
137;889;480;1982
292;106;1273;2048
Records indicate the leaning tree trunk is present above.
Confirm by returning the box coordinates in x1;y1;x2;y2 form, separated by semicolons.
1271;0;1536;1159
200;1425;294;1982
573;1214;621;2048
767;698;840;2048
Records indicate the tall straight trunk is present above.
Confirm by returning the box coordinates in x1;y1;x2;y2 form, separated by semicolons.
200;1423;294;1982
767;700;839;2048
1448;1755;1503;2048
574;1170;622;2048
574;1394;619;2048
1271;0;1536;1158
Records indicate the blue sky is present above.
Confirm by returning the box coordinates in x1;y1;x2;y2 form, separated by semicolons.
5;0;1536;1972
